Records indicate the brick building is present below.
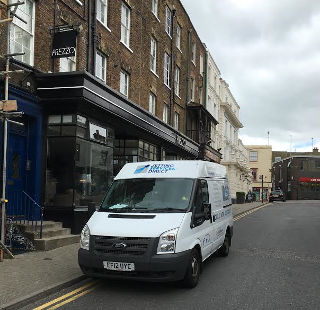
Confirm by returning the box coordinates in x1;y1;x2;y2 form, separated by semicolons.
1;0;221;232
272;154;320;200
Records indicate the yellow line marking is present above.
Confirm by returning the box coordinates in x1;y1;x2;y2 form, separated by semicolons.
46;286;98;310
234;204;270;222
32;281;98;310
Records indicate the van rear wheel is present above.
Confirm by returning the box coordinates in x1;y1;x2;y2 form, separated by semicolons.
218;235;230;257
182;249;201;288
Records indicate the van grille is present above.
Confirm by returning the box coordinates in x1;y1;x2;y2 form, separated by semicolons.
92;236;151;256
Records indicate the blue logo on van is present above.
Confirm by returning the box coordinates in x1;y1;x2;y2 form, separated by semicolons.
134;165;150;174
148;164;175;173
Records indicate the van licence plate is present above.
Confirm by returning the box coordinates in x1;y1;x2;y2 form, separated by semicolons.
103;261;135;272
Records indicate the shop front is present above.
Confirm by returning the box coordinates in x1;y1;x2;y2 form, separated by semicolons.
37;71;200;233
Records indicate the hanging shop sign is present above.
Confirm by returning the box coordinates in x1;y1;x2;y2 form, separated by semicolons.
299;177;320;183
51;30;77;58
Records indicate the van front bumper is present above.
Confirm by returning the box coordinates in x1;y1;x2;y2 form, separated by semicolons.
78;248;191;282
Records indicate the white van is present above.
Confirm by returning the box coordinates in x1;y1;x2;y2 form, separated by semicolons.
78;160;233;288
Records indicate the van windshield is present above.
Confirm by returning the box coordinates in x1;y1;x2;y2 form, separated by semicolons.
100;178;194;213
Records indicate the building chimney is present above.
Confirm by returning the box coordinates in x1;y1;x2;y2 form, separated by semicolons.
313;147;319;153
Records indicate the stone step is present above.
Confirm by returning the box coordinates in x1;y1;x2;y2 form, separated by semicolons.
34;235;80;251
23;227;72;240
15;221;63;232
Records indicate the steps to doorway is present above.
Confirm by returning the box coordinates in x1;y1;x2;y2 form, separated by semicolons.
16;221;80;251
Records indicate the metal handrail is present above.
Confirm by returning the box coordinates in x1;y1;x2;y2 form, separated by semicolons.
22;191;44;239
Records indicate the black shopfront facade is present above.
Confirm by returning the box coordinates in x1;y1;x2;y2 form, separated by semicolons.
36;71;202;233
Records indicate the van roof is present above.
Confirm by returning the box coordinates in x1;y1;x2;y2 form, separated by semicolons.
115;160;227;180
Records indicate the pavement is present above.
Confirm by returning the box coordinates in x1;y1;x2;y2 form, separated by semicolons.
0;201;267;310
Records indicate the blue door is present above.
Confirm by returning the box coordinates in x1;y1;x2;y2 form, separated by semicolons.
6;123;28;218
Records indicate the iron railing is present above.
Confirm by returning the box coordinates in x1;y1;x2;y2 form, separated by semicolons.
6;191;44;239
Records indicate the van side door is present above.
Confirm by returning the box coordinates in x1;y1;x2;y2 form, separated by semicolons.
191;179;214;260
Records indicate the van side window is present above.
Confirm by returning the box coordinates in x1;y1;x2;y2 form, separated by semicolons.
193;179;209;216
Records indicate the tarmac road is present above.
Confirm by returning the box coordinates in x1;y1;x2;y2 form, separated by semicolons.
20;201;320;310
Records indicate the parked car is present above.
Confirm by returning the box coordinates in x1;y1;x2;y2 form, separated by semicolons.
269;190;286;202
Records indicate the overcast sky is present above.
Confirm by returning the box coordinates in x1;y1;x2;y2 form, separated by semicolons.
181;0;320;152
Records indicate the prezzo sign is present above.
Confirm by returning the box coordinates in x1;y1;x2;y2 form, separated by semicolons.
51;30;77;58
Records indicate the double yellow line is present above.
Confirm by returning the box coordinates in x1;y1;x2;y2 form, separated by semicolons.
32;280;99;310
233;203;269;222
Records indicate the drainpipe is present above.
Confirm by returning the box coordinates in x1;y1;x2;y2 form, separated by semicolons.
87;0;92;72
52;0;57;72
92;0;97;76
204;48;208;109
169;7;176;127
185;29;191;134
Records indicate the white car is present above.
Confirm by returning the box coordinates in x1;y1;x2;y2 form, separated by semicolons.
78;160;233;288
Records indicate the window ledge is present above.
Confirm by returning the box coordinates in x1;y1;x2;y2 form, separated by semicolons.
164;83;171;90
175;94;181;99
166;32;172;40
74;0;83;6
151;70;159;78
152;13;161;23
120;41;133;53
98;20;111;33
177;47;182;54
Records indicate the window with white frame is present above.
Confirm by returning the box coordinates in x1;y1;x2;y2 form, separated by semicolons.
164;53;170;87
200;54;203;75
163;104;168;123
174;66;180;96
191;42;196;64
149;92;156;115
151;0;158;17
199;87;203;105
120;70;129;97
121;2;130;47
59;56;76;72
190;77;194;101
249;151;258;162
176;24;181;50
174;112;179;130
9;0;35;65
165;6;172;36
95;51;106;81
150;37;157;73
97;0;108;27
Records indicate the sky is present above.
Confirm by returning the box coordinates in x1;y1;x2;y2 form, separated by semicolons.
180;0;320;152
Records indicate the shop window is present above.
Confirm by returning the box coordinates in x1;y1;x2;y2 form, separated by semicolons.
74;139;113;207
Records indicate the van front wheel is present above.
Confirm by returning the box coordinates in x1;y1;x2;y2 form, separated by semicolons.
182;249;201;288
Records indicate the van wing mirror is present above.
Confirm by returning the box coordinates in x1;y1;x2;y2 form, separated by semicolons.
203;203;212;222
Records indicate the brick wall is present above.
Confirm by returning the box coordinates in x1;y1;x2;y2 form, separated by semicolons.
1;0;207;136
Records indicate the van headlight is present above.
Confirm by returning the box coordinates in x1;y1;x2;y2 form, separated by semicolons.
80;224;90;250
157;228;178;254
